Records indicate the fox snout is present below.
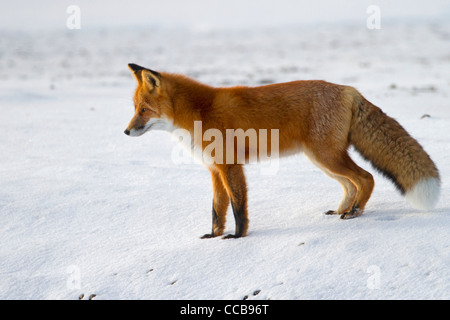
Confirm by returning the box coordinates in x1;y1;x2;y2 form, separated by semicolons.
124;127;146;136
124;118;174;137
123;126;144;137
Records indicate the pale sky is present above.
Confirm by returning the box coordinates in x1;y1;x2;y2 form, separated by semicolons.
1;0;449;30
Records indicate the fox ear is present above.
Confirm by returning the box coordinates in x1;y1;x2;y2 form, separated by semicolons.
128;63;145;74
128;63;145;82
128;63;161;91
141;69;161;91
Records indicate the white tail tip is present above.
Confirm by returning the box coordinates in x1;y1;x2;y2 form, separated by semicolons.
405;177;440;210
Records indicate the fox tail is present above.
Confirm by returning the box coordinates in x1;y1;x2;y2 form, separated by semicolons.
349;94;440;210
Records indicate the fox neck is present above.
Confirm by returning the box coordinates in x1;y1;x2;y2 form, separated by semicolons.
163;73;216;133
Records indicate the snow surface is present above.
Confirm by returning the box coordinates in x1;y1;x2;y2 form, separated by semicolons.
1;15;450;300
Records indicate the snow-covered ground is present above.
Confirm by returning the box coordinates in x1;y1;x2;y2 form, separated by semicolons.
1;10;450;299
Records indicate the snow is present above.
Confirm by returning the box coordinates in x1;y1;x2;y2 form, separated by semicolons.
1;2;450;300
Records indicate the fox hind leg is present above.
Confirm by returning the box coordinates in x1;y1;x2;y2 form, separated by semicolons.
308;149;374;219
323;173;357;216
327;153;374;219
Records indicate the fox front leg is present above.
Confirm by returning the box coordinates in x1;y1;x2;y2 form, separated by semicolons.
219;165;249;239
201;169;229;239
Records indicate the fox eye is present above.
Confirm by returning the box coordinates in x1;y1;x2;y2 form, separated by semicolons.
141;108;148;113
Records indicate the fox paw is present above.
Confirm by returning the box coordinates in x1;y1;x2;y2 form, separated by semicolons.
200;233;217;239
324;210;339;215
222;234;240;239
340;207;363;219
201;228;225;239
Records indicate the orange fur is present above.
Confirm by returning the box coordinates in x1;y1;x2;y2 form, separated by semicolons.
125;64;440;238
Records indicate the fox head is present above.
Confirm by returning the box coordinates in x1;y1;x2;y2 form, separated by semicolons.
124;63;174;136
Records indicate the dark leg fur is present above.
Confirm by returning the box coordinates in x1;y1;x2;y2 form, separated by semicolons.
222;202;248;239
201;204;223;238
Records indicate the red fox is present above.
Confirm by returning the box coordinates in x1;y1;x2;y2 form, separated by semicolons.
124;63;440;239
